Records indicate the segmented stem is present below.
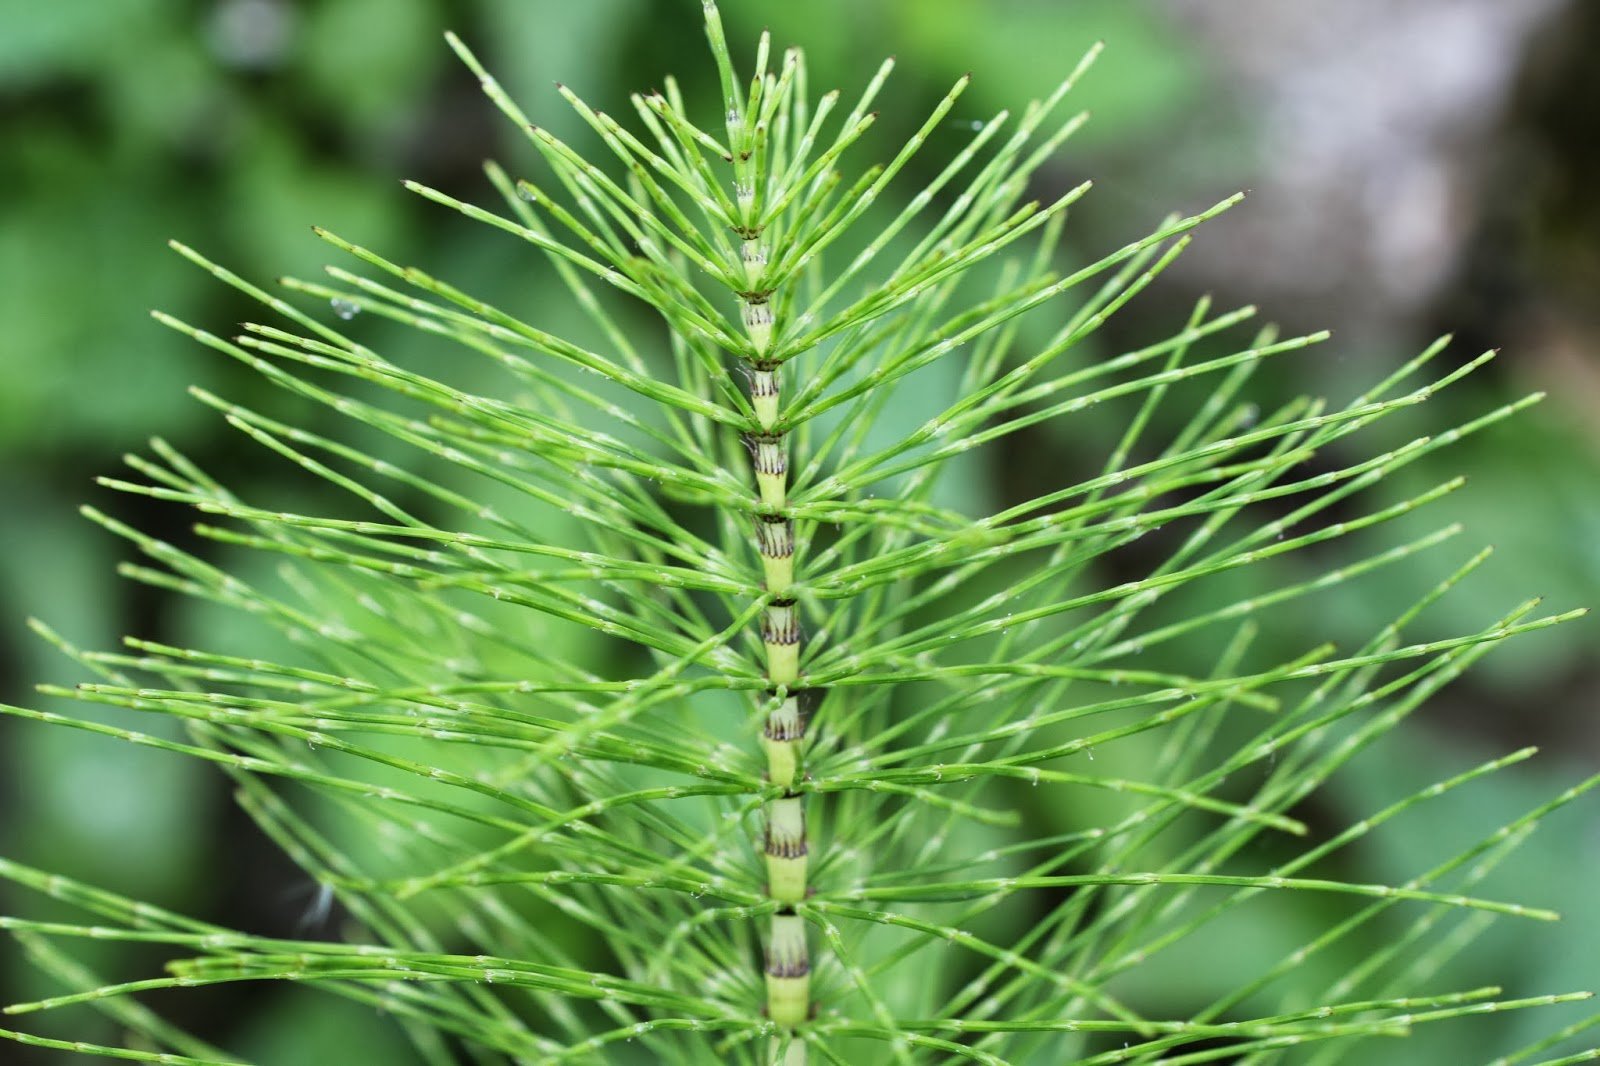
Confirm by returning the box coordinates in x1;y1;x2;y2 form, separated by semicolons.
745;211;812;1060
705;3;815;1053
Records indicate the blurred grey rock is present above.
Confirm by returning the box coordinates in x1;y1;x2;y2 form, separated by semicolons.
207;0;297;71
1162;0;1562;341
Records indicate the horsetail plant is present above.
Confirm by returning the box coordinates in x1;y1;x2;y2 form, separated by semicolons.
3;5;1595;1064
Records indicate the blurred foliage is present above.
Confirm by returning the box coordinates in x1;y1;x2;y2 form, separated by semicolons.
1;0;1594;1062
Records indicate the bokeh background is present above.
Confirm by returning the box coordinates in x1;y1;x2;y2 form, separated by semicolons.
1;0;1596;1061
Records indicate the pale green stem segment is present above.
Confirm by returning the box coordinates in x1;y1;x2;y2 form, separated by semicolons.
756;515;795;597
762;599;801;687
766;912;811;1026
752;368;781;433
765;796;809;903
752;434;788;510
762;695;803;789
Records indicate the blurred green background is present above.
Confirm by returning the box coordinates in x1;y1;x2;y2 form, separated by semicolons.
1;0;1596;1061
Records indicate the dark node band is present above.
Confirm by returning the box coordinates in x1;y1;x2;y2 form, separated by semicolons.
765;956;811;978
756;516;795;558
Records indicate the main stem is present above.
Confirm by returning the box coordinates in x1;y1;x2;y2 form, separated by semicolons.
726;110;812;1066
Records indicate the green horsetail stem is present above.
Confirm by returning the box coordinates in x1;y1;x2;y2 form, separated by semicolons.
700;2;819;1040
